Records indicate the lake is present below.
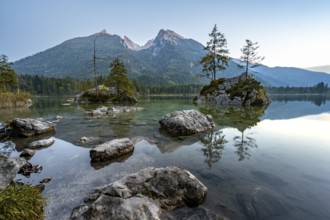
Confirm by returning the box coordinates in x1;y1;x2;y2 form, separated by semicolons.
1;95;330;220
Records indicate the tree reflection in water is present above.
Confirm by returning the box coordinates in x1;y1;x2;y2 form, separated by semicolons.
233;131;257;161
199;105;266;161
200;130;227;168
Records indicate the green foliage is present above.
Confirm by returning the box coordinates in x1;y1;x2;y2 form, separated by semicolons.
18;75;81;96
0;92;31;108
240;40;264;77
200;24;229;80
81;91;111;103
0;55;17;92
226;78;265;101
200;78;226;96
0;184;45;220
105;58;137;98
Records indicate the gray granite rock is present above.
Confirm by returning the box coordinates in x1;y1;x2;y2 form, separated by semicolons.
28;138;55;149
10;118;55;137
70;166;208;220
0;157;26;189
90;138;134;162
159;109;214;136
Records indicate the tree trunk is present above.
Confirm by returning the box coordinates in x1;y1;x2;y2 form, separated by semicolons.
245;59;249;79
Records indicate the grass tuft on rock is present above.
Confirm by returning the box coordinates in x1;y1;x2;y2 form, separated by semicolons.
0;184;45;220
200;78;226;96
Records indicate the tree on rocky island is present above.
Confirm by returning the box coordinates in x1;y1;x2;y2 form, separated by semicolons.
240;40;264;78
200;24;230;81
0;55;17;92
105;58;137;99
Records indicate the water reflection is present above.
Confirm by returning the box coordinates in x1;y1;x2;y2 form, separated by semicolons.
199;105;266;131
200;130;227;168
0;107;33;123
233;131;257;161
270;94;330;106
199;105;265;161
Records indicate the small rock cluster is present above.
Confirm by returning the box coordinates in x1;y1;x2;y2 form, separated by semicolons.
85;106;144;117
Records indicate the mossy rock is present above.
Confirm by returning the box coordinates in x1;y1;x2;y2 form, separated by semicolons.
200;78;226;96
195;75;270;106
78;85;138;104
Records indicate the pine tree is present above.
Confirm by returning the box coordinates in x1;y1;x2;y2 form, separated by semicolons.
106;58;136;97
200;24;230;81
0;55;17;92
240;40;264;78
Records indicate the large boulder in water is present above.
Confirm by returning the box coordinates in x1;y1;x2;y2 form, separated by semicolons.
70;166;208;220
159;109;215;136
90;138;134;163
10;118;55;137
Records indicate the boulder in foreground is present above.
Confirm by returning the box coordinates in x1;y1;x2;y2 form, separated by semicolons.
70;166;208;220
159;109;214;136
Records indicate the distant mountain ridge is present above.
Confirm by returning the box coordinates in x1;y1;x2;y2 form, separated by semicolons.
13;29;330;87
13;29;205;85
306;65;330;74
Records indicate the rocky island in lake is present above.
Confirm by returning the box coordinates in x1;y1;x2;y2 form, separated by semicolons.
194;74;271;106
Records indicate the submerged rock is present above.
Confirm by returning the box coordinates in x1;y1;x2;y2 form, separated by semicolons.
10;118;56;137
236;187;289;220
77;136;100;145
90;138;134;162
19;149;36;158
159;109;215;136
0;156;26;189
70;166;208;220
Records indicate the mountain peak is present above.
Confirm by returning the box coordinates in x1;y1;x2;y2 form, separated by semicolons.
97;29;110;35
155;29;184;43
124;36;141;50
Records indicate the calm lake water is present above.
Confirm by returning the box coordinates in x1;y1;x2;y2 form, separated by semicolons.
1;95;330;220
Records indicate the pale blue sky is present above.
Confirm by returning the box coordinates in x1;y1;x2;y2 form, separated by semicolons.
1;0;329;68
